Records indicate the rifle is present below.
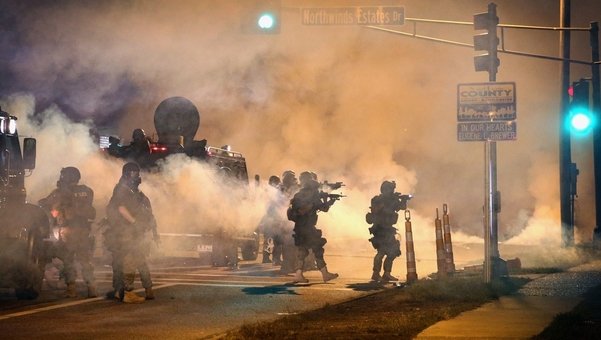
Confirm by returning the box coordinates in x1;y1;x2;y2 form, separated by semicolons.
393;193;413;211
394;193;413;201
326;193;346;201
322;181;345;190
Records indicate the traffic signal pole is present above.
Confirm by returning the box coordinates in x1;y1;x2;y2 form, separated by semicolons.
591;22;601;245
559;0;573;247
475;2;501;283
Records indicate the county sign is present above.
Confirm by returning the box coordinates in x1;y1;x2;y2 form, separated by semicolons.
457;82;517;141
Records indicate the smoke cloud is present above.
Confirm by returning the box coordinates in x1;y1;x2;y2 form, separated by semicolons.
2;0;601;271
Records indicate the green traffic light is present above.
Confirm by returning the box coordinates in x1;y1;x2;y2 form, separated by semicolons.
571;113;591;131
257;12;276;30
568;107;594;135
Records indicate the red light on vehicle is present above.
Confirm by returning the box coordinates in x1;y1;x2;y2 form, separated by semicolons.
150;144;168;153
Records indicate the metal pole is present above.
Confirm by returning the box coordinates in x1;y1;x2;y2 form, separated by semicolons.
491;142;499;258
591;22;601;245
483;2;498;283
484;141;493;283
559;0;573;247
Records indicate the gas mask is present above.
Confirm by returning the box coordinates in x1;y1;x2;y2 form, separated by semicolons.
125;171;142;190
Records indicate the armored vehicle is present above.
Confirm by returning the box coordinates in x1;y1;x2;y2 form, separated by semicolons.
0;107;49;299
103;97;258;263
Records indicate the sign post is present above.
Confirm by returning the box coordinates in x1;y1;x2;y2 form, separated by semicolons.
457;81;516;282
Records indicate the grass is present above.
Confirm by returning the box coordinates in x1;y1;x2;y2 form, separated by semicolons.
222;276;530;339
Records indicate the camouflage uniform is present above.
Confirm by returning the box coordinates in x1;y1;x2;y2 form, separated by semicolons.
106;163;157;303
277;171;299;274
287;174;338;283
39;167;97;298
366;181;404;282
259;175;286;265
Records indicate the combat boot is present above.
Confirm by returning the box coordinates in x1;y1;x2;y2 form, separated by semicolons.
262;251;272;264
123;290;145;304
87;284;97;298
293;269;309;284
381;272;398;283
115;288;124;301
371;271;381;282
145;287;155;300
64;283;78;298
320;267;339;283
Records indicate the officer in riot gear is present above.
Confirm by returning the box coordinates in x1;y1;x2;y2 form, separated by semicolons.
126;128;151;167
366;180;408;283
277;170;300;274
39;166;97;298
281;170;299;197
287;171;338;283
105;162;158;303
259;175;285;264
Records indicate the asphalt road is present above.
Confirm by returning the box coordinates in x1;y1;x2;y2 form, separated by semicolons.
0;254;388;339
0;242;557;339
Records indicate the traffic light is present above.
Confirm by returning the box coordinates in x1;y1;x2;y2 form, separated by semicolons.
243;0;281;34
568;80;593;135
473;3;500;79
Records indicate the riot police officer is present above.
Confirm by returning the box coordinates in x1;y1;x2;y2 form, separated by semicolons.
106;162;158;303
366;181;405;283
280;170;299;197
126;128;151;167
287;171;338;283
259;175;286;264
39;167;97;298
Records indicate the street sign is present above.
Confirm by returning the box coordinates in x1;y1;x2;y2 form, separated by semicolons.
457;82;516;121
302;7;405;26
457;121;517;141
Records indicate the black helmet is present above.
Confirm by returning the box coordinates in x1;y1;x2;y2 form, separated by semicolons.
282;170;295;179
299;171;314;187
132;128;146;142
59;166;81;185
380;180;396;194
122;162;141;176
268;175;281;187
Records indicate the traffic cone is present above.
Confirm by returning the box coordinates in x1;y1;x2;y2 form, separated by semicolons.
435;208;447;279
442;204;456;274
404;210;418;284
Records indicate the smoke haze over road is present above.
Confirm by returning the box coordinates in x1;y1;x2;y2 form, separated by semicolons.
1;0;600;269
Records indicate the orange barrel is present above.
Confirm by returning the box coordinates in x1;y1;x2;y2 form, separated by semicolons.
442;204;456;274
404;210;418;283
435;208;446;278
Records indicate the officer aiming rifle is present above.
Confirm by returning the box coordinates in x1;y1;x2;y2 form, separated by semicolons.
366;180;412;283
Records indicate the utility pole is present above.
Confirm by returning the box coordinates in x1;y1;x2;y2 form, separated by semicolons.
559;0;573;247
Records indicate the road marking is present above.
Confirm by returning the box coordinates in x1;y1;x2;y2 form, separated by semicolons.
0;284;177;321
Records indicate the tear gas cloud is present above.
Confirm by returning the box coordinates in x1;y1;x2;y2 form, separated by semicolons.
2;0;601;270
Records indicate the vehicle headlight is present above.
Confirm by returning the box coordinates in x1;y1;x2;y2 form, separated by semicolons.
8;118;17;134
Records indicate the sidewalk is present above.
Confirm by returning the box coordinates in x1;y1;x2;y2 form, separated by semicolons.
416;260;601;339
